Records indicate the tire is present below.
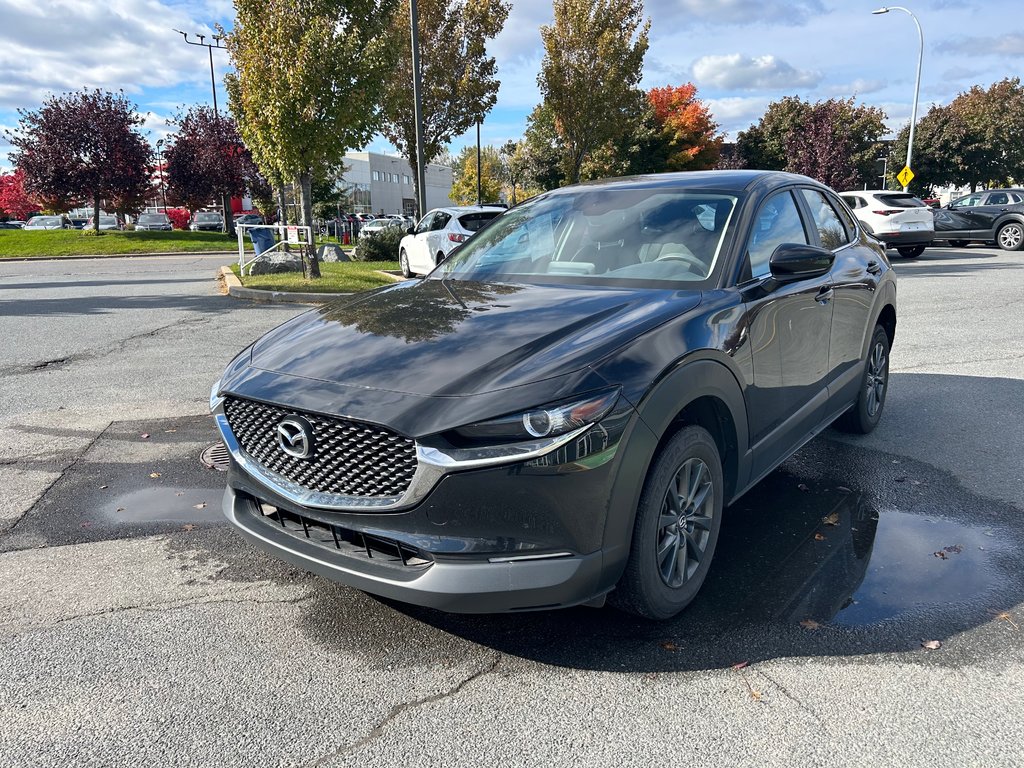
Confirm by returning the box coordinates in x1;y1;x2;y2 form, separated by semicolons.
399;249;413;278
613;425;724;620
897;245;925;258
949;240;969;248
996;221;1024;251
834;325;890;435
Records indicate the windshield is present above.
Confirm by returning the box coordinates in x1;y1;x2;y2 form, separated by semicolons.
196;213;220;222
99;216;117;224
139;214;167;224
28;216;59;226
434;188;739;286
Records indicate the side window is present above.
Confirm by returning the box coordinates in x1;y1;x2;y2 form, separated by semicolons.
743;191;809;281
953;194;982;208
431;212;452;231
414;212;435;234
801;189;851;249
986;192;1008;206
829;192;859;238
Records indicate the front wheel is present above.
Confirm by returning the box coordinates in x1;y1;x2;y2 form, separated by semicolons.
613;426;724;620
399;249;413;278
897;245;925;258
834;325;890;434
997;222;1024;251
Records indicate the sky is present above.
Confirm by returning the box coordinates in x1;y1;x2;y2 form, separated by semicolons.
0;0;1021;173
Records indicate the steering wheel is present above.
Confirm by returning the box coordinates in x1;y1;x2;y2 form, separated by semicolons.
654;252;708;276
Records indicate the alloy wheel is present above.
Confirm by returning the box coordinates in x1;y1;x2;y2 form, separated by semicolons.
656;457;715;588
865;340;888;417
998;224;1022;250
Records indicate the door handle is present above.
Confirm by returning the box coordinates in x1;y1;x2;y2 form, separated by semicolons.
866;260;882;275
815;287;834;304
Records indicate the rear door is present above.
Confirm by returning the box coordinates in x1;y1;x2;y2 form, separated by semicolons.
738;189;835;479
974;191;1015;238
424;211;453;264
408;211;437;273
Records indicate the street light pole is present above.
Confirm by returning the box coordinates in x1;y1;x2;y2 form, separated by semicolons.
873;6;923;192
173;29;234;234
408;0;428;219
156;139;167;212
476;120;482;206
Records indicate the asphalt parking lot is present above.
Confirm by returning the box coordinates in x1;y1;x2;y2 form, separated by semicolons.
1;248;1022;767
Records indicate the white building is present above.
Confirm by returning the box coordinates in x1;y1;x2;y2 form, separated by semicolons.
341;152;453;217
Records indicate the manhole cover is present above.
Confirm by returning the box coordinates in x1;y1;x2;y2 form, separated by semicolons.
200;442;230;471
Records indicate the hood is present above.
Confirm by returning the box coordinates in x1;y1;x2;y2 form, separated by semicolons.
249;279;702;397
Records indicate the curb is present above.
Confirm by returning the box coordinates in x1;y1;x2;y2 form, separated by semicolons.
218;265;353;304
1;250;241;262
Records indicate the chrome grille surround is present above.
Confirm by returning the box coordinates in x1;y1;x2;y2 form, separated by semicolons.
222;397;417;499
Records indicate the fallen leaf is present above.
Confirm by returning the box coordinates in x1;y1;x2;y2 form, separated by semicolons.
193;502;207;510
943;544;963;555
659;641;679;652
99;485;108;489
814;533;826;541
141;433;150;439
822;512;840;526
115;507;125;513
731;661;749;670
800;619;821;630
182;523;197;531
921;639;942;650
164;429;177;433
743;678;763;702
797;483;810;492
933;551;948;560
892;459;901;464
994;612;1020;631
175;492;184;497
149;472;161;478
80;522;92;528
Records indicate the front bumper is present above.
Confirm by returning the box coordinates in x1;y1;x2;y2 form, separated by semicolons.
223;485;605;612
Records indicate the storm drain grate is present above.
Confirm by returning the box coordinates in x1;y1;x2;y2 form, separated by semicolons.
201;442;230;471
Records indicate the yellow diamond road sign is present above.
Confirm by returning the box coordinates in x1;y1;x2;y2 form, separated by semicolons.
897;166;915;187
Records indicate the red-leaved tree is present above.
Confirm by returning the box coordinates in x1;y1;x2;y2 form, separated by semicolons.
0;169;38;219
7;89;153;232
648;84;723;171
164;107;263;235
785;100;862;191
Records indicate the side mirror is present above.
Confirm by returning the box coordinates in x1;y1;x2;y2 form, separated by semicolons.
406;227;415;235
769;243;834;280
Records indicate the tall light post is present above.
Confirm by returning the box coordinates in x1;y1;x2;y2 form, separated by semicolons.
408;1;427;219
156;138;167;212
173;29;234;235
476;120;482;206
873;6;923;192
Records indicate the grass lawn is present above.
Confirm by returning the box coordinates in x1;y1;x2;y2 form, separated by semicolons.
0;229;249;258
231;261;400;294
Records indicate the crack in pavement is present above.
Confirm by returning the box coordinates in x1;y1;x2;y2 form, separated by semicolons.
303;652;504;767
0;420;110;537
0;315;214;377
752;668;827;727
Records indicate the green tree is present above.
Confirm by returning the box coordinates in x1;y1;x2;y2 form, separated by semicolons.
538;0;650;184
735;96;810;170
521;104;566;191
450;145;504;205
225;0;398;278
381;0;509;214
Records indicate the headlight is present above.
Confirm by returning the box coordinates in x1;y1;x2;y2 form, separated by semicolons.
453;389;619;444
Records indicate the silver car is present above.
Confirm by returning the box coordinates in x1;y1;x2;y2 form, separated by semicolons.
23;215;71;230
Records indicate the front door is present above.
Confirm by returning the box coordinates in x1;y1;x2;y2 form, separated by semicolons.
739;189;834;480
935;193;986;238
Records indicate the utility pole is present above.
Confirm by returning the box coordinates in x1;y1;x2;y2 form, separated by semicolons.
476;120;482;206
173;29;235;235
409;0;427;219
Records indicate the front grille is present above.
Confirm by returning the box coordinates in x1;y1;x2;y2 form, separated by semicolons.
223;397;417;498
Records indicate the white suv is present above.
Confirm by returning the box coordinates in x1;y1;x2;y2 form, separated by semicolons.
398;206;504;277
839;190;934;258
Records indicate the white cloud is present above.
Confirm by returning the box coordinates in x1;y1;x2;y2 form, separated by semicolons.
0;0;220;110
937;32;1024;56
825;78;887;97
704;96;772;138
693;54;820;90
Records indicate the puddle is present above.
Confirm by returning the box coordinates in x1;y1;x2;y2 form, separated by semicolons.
102;487;223;524
700;481;1004;628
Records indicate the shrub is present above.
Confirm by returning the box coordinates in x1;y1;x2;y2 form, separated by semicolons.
167;208;190;230
352;226;402;262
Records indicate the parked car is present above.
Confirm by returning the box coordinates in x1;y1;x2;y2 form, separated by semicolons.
932;188;1024;251
234;213;265;227
86;214;121;231
23;215;71;230
0;221;23;229
838;190;933;257
135;213;173;231
357;217;405;239
190;212;224;232
69;217;88;230
211;170;896;620
398;206;504;277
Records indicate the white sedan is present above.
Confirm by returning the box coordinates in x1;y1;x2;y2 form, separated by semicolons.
398;206;504;277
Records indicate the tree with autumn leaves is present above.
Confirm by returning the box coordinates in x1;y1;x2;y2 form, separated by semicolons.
7;89;152;232
0;169;37;220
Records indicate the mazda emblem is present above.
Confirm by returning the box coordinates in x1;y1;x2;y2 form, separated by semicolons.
276;417;314;459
